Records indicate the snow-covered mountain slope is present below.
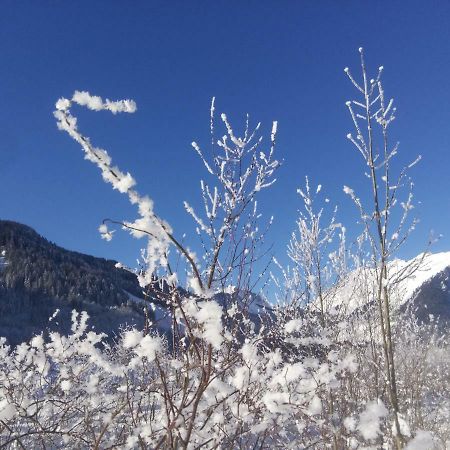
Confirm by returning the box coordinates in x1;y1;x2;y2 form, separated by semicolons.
392;252;450;306
325;252;450;319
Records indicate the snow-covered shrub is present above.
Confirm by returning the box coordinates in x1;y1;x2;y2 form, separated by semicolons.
0;308;360;449
2;51;448;449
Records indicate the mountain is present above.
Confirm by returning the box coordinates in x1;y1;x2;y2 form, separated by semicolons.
327;251;450;323
0;220;271;345
408;264;450;323
0;220;150;345
1;219;449;345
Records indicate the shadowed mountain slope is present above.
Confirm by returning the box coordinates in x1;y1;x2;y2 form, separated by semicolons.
0;220;149;344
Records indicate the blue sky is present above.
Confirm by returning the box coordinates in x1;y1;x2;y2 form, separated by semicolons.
1;0;449;270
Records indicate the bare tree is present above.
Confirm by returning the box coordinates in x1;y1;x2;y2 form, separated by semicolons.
286;177;346;325
344;47;424;449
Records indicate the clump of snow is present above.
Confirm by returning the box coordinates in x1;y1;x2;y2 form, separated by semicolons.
48;309;60;322
307;395;322;415
99;223;114;241
357;399;387;441
122;329;144;349
71;90;137;114
0;399;16;421
60;379;72;392
344;416;357;432
284;319;303;334
0;250;8;271
183;299;224;349
405;430;436;450
343;185;354;196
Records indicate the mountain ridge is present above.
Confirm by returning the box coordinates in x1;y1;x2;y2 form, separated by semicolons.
0;219;149;344
1;219;449;345
325;251;450;323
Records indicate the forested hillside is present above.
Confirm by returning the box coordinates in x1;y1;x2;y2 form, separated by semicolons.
0;220;148;344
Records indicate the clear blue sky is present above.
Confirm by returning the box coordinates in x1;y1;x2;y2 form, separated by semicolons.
1;0;449;269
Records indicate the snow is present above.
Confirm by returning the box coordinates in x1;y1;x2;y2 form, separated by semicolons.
54;93;172;288
326;251;450;315
183;298;224;349
271;121;278;142
307;395;322;415
122;329;143;349
99;223;114;241
0;399;16;421
343;185;354;196
405;430;436;450
0;250;8;271
195;300;224;349
60;379;72;392
284;319;303;334
71;91;137;114
132;334;161;361
394;252;450;304
357;400;388;441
